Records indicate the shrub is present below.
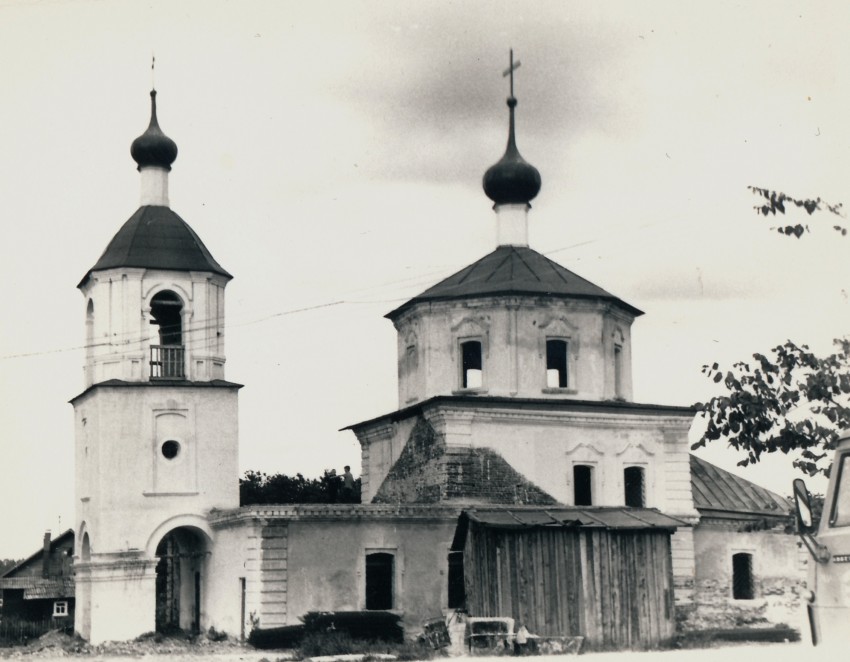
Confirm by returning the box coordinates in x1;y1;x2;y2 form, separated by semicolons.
248;624;305;650
301;611;403;642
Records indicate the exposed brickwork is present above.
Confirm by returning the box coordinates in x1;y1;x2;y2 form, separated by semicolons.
683;522;805;632
373;415;556;505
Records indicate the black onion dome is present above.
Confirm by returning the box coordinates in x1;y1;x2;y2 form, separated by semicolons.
483;97;541;205
130;90;178;171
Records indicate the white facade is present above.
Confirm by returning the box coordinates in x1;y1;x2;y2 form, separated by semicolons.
81;268;228;387
393;296;636;407
73;93;239;644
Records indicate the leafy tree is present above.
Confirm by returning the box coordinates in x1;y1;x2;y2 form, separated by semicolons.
693;188;849;476
240;469;361;505
748;186;845;238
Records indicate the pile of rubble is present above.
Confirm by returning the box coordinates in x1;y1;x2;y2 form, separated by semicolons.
0;628;278;659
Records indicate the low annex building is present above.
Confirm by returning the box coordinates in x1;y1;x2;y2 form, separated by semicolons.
690;456;805;630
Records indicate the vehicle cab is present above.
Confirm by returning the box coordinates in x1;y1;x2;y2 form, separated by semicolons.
794;434;850;646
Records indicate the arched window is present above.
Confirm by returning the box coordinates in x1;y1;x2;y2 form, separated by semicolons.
85;299;95;373
732;553;755;600
149;291;184;379
614;345;624;398
150;291;183;346
81;532;91;562
624;466;645;507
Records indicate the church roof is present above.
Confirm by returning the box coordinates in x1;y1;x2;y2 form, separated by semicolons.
690;454;791;517
78;205;232;287
386;245;643;320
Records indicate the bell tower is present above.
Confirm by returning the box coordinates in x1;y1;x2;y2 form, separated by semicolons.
72;89;241;644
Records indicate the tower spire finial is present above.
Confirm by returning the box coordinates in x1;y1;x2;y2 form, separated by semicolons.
482;49;541;211
503;48;521;100
151;54;156;91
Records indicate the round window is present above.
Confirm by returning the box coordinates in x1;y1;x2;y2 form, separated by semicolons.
161;440;180;460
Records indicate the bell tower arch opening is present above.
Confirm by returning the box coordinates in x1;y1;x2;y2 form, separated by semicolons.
154;526;209;634
149;290;184;379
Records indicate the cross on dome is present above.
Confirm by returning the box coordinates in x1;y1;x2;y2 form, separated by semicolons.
482;49;541;207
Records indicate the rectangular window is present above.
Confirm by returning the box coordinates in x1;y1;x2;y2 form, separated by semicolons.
732;553;755;600
53;600;68;617
461;340;483;389
830;452;850;527
624;466;645;507
365;552;394;610
546;339;568;388
573;465;593;506
447;551;465;609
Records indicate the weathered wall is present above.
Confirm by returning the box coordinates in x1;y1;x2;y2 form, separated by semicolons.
73;383;239;555
224;513;457;633
392;297;636;407
372;417;556;505
79;267;229;386
690;521;806;630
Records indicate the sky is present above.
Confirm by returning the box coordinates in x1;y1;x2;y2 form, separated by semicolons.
1;0;848;559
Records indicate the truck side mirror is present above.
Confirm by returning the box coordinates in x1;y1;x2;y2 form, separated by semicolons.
793;478;815;533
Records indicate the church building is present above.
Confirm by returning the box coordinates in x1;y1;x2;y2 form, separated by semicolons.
71;89;241;643
69;63;802;649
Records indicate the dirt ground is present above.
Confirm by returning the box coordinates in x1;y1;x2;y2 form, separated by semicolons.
0;637;825;662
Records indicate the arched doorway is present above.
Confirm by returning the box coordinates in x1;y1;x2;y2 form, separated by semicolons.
149;290;184;379
154;527;208;633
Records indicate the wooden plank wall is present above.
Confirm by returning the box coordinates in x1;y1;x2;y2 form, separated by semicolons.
463;525;675;649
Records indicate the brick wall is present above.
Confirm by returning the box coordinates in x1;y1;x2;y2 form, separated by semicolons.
373;415;555;505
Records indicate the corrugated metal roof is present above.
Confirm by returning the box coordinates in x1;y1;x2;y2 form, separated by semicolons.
464;506;686;530
690;454;790;516
78;205;231;287
386;246;642;319
451;506;685;551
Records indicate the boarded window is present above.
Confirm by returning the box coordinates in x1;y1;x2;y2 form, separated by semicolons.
365;552;394;610
732;553;755;600
614;345;623;397
447;551;465;609
573;465;593;506
624;466;645;507
546;339;568;388
461;340;483;389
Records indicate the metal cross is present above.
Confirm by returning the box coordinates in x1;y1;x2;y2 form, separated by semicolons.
502;48;521;98
151;54;156;90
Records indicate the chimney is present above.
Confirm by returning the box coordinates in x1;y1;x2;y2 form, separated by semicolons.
42;530;51;578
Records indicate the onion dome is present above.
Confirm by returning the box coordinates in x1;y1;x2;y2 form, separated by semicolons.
483;96;541;205
130;90;178;171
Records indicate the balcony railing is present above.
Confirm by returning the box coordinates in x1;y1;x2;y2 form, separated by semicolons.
150;345;185;380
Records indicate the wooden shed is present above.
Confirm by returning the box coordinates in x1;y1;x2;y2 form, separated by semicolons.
452;507;686;650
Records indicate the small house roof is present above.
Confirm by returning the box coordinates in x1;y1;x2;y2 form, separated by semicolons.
690;454;790;517
452;506;686;550
0;529;74;579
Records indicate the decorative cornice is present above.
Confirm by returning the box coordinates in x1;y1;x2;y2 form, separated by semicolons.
209;503;462;528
